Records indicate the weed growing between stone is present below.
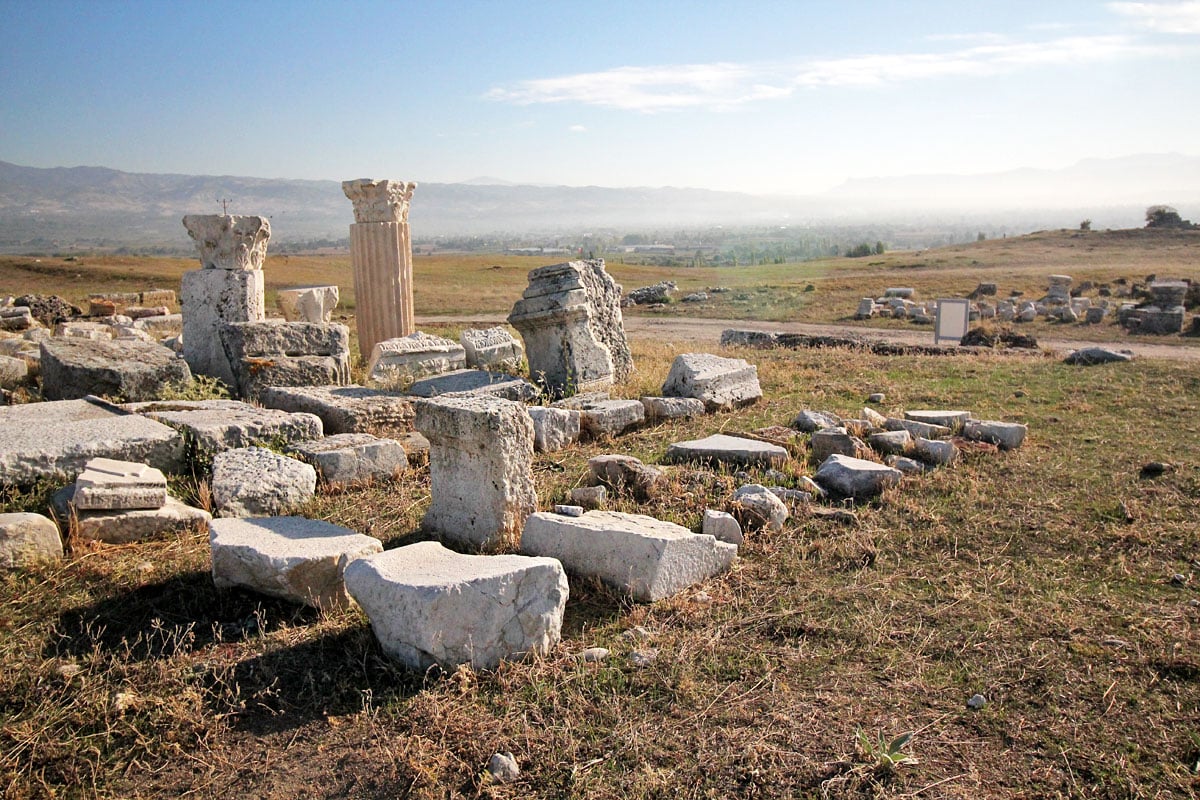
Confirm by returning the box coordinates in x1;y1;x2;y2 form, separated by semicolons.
2;339;1199;798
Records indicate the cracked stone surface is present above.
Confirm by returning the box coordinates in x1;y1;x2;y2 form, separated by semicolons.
343;541;567;671
210;447;317;518
661;353;761;412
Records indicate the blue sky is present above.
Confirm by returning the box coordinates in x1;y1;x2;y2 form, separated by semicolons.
2;0;1198;194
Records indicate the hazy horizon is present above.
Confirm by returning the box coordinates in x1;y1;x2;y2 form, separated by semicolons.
3;1;1199;199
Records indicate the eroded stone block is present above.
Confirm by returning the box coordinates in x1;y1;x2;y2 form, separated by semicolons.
661;353;762;412
211;447;317;518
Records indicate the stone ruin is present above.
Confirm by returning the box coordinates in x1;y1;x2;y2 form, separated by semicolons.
507;259;633;397
343;178;418;358
853;275;1196;335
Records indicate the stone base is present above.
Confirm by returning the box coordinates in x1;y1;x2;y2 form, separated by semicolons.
291;433;407;485
52;486;209;544
416;396;536;549
181;268;264;386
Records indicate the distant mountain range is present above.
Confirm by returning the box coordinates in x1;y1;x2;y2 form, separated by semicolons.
1;154;1197;252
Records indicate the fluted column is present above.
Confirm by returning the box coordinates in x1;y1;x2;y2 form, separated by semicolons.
342;179;417;358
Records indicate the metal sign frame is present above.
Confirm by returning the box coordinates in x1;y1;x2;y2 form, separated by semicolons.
934;298;971;344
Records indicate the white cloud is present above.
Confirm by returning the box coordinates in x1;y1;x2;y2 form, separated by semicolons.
568;124;587;133
486;34;1175;112
1109;2;1200;33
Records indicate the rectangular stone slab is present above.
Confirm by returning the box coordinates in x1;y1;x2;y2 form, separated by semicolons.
665;433;788;468
257;384;415;436
210;516;382;611
124;399;323;459
0;398;184;485
343;541;567;671
405;369;539;402
520;510;737;602
52;486;209;543
73;457;168;510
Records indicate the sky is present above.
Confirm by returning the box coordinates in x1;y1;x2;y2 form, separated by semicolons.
2;0;1199;195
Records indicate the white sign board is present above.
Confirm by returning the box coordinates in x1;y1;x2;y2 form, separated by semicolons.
934;299;971;344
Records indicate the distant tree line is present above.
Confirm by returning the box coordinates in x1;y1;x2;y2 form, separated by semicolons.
1144;205;1196;229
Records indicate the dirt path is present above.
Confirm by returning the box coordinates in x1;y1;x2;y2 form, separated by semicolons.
418;313;1200;362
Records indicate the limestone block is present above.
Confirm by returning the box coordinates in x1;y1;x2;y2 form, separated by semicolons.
570;485;607;510
661;353;762;412
73;457;167;510
520;510;736;602
211;516;382;610
868;429;912;456
507;259;631;397
884;288;914;298
1085;306;1108;324
884;417;953;440
238;355;352;401
405;369;539;402
0;307;35;332
416;396;536;549
220;320;350;358
182;214;271;270
128;399;323;459
814;454;902;499
963;420;1028;450
181;267;264;385
0;513;62;567
855;298;876;319
810;427;865;464
527;406;581;452
367;332;466;384
904;410;971;432
134;313;183;333
291;433;407;485
52;487;210;543
276;286;339;323
0;398;184;485
0;354;28;388
702;509;743;545
40;339;191;402
578;399;645;438
730;484;788;532
861;407;888;428
125;306;172;320
912;437;958;467
792;409;843;432
665;434;788;468
888;455;931;475
257;385;415;436
587;454;664;501
343;541;567;670
640;396;705;421
460;326;523;370
719;329;778;348
139;289;177;307
1149;281;1188;307
211;447;317;518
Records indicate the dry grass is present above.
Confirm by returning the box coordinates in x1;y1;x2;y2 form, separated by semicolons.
3;335;1200;798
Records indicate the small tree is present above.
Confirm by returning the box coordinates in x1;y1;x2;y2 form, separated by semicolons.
1145;205;1190;228
1080;219;1092;231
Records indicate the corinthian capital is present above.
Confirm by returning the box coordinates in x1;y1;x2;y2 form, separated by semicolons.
342;179;418;224
181;214;271;270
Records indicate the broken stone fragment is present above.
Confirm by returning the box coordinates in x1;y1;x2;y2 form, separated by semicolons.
521;510;736;602
344;541;567;670
661;353;762;412
210;516;382;611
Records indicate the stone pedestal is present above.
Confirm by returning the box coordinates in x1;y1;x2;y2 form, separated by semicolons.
415;395;535;550
343;179;417;359
180;268;265;386
507;260;631;398
180;215;270;387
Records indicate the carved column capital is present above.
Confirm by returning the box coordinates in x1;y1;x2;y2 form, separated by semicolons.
181;214;271;270
342;179;418;224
